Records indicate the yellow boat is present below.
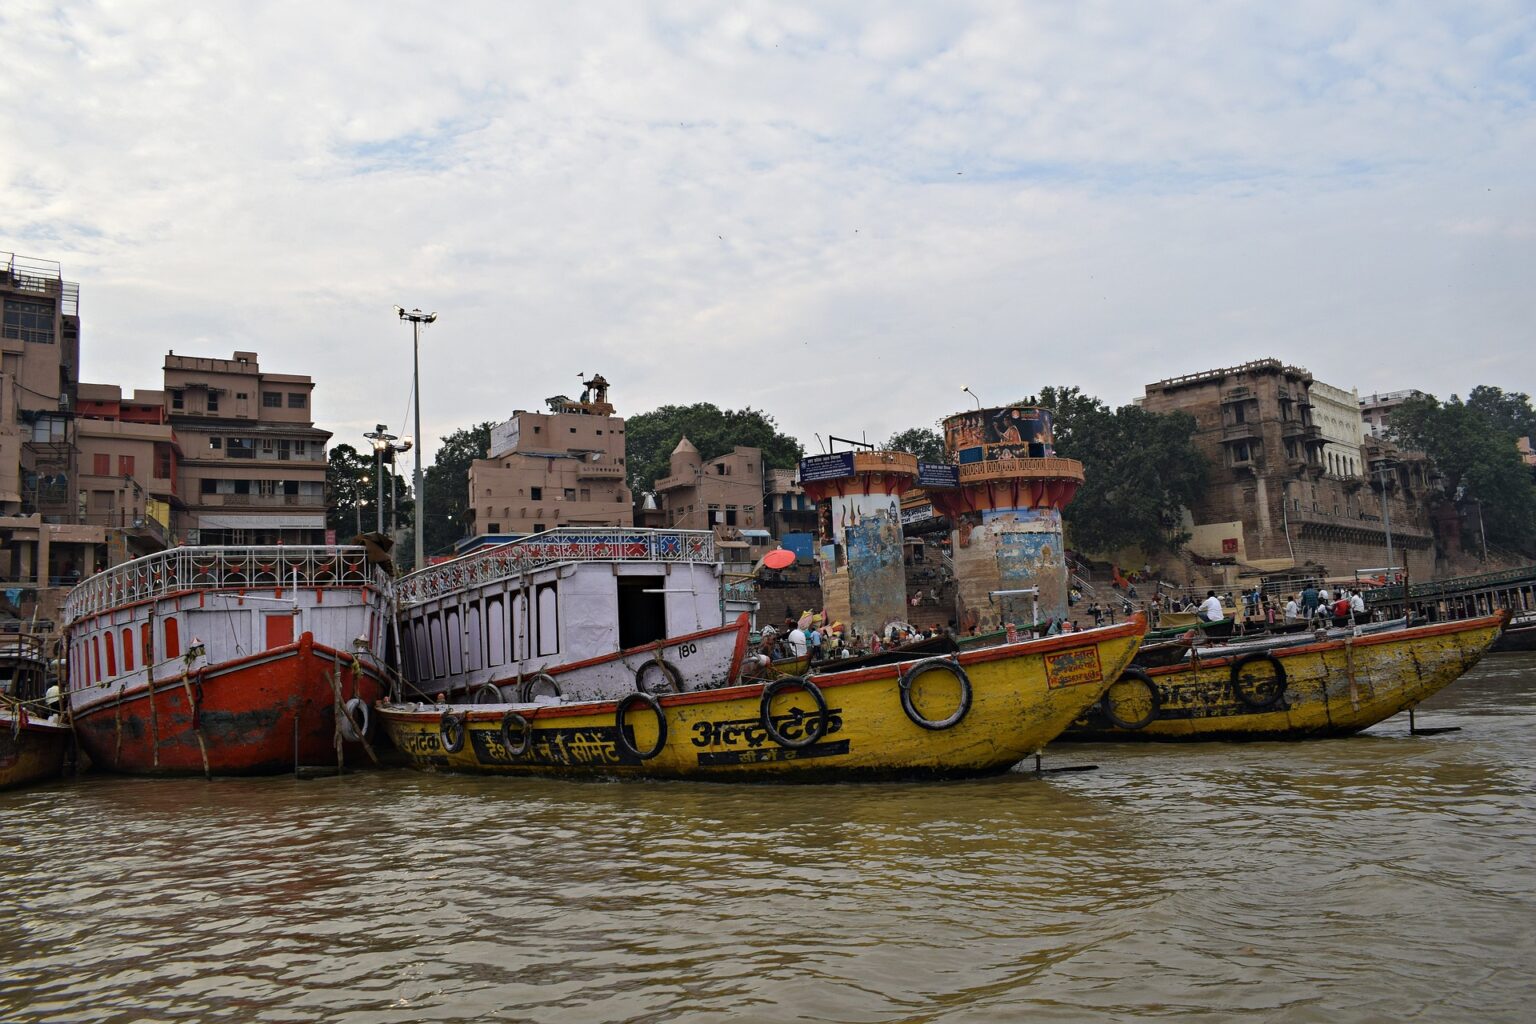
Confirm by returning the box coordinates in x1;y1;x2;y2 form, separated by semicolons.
1065;610;1509;741
378;616;1146;781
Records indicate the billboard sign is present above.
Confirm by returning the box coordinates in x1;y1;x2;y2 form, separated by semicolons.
799;452;857;482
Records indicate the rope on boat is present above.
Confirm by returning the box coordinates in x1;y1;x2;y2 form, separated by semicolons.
326;662;346;775
337;654;381;767
177;661;211;781
146;668;160;769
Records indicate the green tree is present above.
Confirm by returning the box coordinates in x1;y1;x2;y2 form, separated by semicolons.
421;422;495;559
1465;385;1536;443
882;426;946;462
1390;392;1536;553
326;444;374;538
1018;387;1208;554
625;404;803;493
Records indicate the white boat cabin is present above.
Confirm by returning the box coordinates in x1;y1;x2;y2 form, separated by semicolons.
395;528;749;698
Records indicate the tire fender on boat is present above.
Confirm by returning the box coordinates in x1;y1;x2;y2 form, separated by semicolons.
635;657;685;695
898;658;972;730
1230;652;1287;710
439;711;467;753
760;676;828;749
614;692;667;760
519;673;560;702
500;710;532;757
473;682;504;704
1101;668;1160;730
339;697;371;742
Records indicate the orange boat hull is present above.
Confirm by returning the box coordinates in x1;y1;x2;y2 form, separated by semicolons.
71;634;388;776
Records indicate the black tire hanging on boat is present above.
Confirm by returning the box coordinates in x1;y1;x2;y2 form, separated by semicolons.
439;711;467;753
1101;668;1160;730
760;676;828;749
1230;652;1287;710
519;673;560;702
339;697;371;742
614;691;667;760
635;658;685;695
898;657;972;730
500;710;533;757
473;682;504;705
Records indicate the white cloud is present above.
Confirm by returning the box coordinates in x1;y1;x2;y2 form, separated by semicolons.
1;0;1531;465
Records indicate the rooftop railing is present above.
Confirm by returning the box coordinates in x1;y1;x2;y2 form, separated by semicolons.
64;546;385;623
396;527;717;608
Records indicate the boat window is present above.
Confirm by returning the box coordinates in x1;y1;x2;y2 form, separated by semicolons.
536;583;559;657
413;620;432;682
94;635;102;680
512;592;530;662
617;575;667;650
105;632;117;677
428;612;446;679
164;617;180;659
121;628;135;671
445;608;464;675
486;596;506;667
141;622;153;666
465;603;483;672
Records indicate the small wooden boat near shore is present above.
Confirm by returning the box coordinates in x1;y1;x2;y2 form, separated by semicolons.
1064;610;1508;741
1;635;69;790
1490;611;1536;653
379;616;1146;781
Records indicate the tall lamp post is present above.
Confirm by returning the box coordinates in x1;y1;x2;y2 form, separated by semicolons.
1374;460;1397;578
385;435;413;544
363;424;397;535
395;307;437;570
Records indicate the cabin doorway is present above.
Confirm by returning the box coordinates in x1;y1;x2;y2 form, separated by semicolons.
617;575;667;650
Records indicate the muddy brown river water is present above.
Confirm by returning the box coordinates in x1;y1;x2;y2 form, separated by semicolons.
4;653;1533;1023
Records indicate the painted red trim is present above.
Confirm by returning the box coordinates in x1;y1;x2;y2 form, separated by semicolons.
68;584;381;632
1142;611;1509;678
726;612;749;683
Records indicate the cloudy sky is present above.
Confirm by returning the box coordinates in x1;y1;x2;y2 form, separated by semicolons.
2;2;1532;463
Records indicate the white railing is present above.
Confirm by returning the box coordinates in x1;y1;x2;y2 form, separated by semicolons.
396;527;717;608
64;546;385;623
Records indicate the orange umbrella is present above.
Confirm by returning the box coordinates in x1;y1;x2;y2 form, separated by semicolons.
759;548;796;571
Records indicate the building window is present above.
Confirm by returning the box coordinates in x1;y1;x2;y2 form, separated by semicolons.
1;299;55;343
210;437;222;449
287;393;307;408
233;480;251;495
726;505;738;526
263;392;282;407
258;480;275;496
236;392;247;400
488;523;501;533
580;488;590;501
201;479;217;494
171;390;184;410
155;449;172;478
93;454;110;476
119;455;135;476
207;392;220;412
533;523;545;532
563;488;575;499
530;487;542;500
295;441;307;456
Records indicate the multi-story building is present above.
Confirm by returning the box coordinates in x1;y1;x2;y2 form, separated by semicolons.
463;374;632;545
1309;379;1366;481
164;351;329;545
75;383;181;557
1359;388;1427;439
1143;359;1435;579
654;439;771;561
0;252;98;628
763;467;816;539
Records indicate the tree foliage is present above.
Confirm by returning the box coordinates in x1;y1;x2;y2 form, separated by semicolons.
882;426;946;463
625;404;804;493
1017;386;1209;555
422;422;495;559
1389;390;1536;553
327;443;413;548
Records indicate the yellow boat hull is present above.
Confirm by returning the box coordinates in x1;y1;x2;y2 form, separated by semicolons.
379;618;1145;781
1064;612;1508;741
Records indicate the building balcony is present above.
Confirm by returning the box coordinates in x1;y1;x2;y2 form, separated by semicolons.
956;456;1085;486
575;461;625;480
1221;422;1261;442
195;494;327;510
1220;387;1253;405
1282;422;1322;442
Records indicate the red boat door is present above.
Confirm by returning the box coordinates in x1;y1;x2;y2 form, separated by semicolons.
265;613;295;649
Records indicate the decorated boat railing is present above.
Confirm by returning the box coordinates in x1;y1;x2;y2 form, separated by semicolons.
396;528;718;608
64;546;383;623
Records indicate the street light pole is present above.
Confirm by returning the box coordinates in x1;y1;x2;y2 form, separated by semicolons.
1375;461;1395;577
364;425;397;536
396;307;437;569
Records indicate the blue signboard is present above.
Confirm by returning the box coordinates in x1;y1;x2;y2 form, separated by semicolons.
917;462;959;487
799;452;856;482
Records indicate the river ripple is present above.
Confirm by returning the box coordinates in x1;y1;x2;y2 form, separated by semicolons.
4;653;1533;1023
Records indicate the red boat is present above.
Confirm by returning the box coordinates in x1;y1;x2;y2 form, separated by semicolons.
63;546;393;776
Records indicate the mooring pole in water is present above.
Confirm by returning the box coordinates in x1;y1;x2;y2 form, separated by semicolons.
1408;705;1461;736
1030;753;1100;775
293;716;300;778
